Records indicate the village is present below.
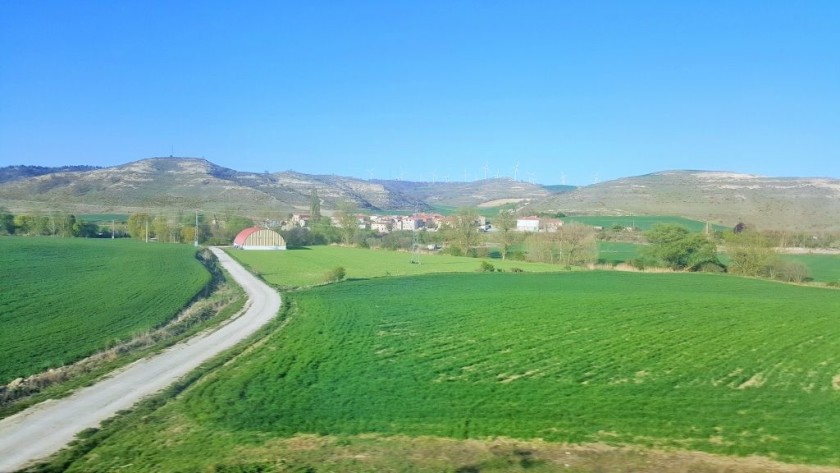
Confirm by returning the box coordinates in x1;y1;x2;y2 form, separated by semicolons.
282;212;567;234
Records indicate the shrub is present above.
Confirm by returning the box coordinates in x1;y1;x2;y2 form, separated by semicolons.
323;266;346;283
510;267;523;273
478;261;495;272
770;261;810;283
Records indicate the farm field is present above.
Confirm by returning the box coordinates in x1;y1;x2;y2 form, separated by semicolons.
563;215;727;232
0;237;210;384
597;241;643;265
62;271;840;471
780;253;840;283
226;245;564;288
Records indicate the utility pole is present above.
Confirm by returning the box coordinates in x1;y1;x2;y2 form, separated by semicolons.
194;210;199;247
112;219;115;239
145;219;149;243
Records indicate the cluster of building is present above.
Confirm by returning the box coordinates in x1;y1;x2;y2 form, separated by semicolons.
234;213;570;251
286;212;565;234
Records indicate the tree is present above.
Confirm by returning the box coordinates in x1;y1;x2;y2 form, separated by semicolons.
310;190;322;220
493;209;518;260
334;200;359;245
0;209;15;235
152;216;170;242
127;213;151;240
644;224;720;271
558;222;598;267
446;207;481;256
724;230;777;277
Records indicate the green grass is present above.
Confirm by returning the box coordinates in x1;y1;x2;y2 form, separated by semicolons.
62;272;840;470
597;241;643;264
779;254;840;283
0;237;210;384
564;215;727;232
226;245;564;288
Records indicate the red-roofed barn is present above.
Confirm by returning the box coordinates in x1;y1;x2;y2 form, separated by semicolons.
233;227;286;250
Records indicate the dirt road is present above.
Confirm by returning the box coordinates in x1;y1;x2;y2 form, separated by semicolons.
0;247;281;472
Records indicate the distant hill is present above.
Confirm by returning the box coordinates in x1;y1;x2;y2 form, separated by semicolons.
0;165;101;184
526;171;840;232
0;158;548;215
373;178;559;209
2;162;836;231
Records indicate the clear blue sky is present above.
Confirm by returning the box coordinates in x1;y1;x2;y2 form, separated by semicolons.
1;1;838;184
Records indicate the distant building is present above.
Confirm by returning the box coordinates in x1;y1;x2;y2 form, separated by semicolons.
233;227;287;250
516;217;541;232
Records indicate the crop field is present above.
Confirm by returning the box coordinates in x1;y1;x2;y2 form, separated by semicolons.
0;237;210;384
64;271;840;471
597;241;643;265
226;245;564;288
780;253;840;282
563;215;727;232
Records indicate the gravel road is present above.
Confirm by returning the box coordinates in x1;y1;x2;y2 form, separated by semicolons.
0;247;281;472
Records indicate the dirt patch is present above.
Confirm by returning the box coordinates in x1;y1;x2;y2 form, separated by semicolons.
477;198;527;208
832;374;840;390
233;434;840;473
738;373;766;389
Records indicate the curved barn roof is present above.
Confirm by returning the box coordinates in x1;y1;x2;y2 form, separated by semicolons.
233;226;262;247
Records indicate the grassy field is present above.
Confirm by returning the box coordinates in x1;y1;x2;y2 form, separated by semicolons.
597;241;643;265
60;271;840;471
226;245;565;288
564;215;727;232
780;253;840;283
0;237;210;384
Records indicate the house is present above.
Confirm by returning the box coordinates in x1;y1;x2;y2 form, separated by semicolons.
516;217;541;232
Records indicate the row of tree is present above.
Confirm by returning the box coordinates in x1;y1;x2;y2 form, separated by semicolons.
0;210;100;237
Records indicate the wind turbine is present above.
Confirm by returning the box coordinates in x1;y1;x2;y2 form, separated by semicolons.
513;161;520;181
560;172;567;185
482;162;489;180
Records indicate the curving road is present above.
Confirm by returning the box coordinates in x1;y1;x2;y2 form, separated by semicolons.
0;247;281;472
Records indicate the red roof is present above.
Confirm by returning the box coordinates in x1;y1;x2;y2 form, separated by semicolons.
233;226;263;246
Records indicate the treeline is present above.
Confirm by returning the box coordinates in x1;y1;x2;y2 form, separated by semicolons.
125;212;254;245
0;210;100;237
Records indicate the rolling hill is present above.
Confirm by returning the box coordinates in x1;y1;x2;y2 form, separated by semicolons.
0;158;558;216
0;160;837;231
527;171;840;232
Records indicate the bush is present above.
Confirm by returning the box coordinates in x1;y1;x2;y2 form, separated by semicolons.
478;261;495;272
770;260;811;283
510;267;523;273
827;281;840;288
323;266;346;283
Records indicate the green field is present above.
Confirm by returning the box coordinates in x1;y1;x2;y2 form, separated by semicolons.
597;241;643;264
63;271;840;470
0;237;210;384
226;245;564;288
780;253;840;283
564;215;727;232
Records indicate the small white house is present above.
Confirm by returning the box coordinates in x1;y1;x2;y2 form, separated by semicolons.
516;217;541;232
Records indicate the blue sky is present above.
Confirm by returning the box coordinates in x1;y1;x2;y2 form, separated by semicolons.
1;1;838;184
